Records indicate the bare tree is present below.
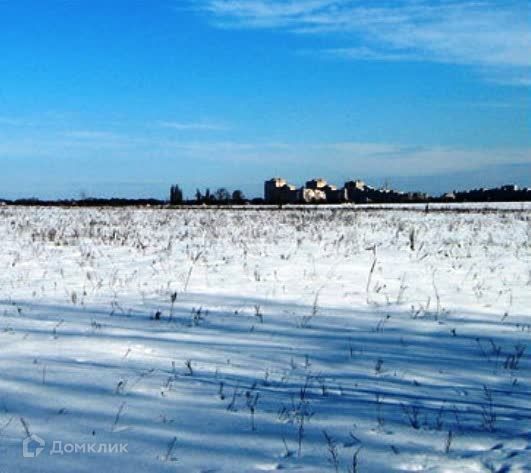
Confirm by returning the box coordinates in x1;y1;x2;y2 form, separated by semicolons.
169;184;183;205
232;189;246;204
215;188;231;204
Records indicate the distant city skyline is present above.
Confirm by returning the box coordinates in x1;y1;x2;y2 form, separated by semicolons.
0;1;529;199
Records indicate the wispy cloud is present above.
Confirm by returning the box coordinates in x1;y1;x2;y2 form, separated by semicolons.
195;0;530;84
320;46;418;62
1;128;528;179
62;130;122;140
0;116;31;127
158;120;229;131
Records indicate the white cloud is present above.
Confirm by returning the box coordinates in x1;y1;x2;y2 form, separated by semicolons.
319;46;419;62
195;0;530;84
2;128;528;179
158;121;229;131
62;130;122;140
0;117;30;127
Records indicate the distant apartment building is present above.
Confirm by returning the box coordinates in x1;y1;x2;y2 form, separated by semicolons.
264;178;298;204
344;180;369;202
345;180;399;203
442;192;456;201
265;177;346;204
303;178;329;203
264;176;433;204
501;184;518;192
305;178;347;203
406;192;429;202
305;178;328;190
299;187;327;203
454;184;529;202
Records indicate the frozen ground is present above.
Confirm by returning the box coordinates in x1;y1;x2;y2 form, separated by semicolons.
0;205;529;473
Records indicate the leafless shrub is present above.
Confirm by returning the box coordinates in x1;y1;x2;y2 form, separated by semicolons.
254;304;263;323
401;403;421;429
444;430;453;454
348;447;362;473
52;320;64;339
504;344;525;370
375;393;385;427
184;251;202;292
281;435;295;458
245;388;260;431
375;315;390;333
409;227;415;251
322;430;339;473
163;436;178;462
115;379;127;395
299;290;320;328
20;416;31;437
111;402;126;432
278;378;314;457
434;401;446;430
374;358;384;375
366;257;377;305
480;385;496;432
190;307;206;326
169;291;177;321
227;384;240;412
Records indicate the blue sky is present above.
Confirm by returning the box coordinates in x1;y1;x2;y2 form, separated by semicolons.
0;0;529;199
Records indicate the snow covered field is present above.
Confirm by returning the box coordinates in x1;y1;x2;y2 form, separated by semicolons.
0;205;529;473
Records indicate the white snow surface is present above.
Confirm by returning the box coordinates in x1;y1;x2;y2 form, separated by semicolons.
0;205;529;473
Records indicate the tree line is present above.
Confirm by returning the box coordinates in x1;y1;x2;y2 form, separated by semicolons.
170;185;248;205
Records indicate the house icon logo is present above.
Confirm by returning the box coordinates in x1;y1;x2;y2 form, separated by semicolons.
22;434;45;458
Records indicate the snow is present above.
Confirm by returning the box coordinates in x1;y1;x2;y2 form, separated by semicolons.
0;205;529;472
